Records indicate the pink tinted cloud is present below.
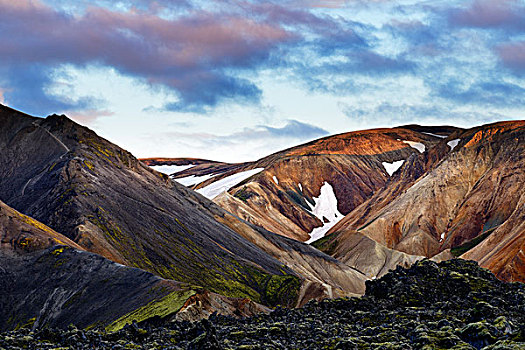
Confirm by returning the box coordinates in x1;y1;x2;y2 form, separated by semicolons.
498;41;525;72
305;0;387;8
449;0;524;29
66;109;115;125
0;3;293;69
0;0;297;108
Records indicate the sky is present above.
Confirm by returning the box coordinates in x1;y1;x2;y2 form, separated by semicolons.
0;0;524;162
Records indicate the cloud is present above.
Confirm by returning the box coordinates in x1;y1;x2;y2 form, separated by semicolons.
0;64;101;116
66;109;114;125
158;119;328;145
449;0;525;31
342;102;510;127
144;119;329;162
435;79;525;107
0;0;296;113
0;0;414;115
162;76;263;113
217;120;329;143
0;88;6;103
497;41;525;74
346;51;413;74
44;0;193;13
259;120;329;138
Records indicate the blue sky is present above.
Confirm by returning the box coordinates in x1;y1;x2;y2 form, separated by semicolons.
0;0;524;162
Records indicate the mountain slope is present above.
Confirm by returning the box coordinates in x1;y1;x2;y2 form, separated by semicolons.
0;199;269;331
0;199;188;331
145;125;462;243
0;104;366;306
316;121;525;282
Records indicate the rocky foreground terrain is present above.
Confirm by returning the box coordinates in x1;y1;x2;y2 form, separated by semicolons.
1;259;523;349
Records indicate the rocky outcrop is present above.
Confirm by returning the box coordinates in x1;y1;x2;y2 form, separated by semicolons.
2;259;523;348
312;231;424;279
0;199;82;254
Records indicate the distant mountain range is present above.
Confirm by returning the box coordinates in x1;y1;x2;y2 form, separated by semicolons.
143;121;524;284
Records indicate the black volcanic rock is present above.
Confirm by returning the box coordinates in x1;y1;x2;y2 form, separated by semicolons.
1;259;522;349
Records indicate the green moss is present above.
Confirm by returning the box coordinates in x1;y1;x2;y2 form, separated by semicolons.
311;234;338;255
16;211;58;237
13;317;36;331
263;274;302;307
233;187;255;202
83;160;95;171
105;289;196;332
451;229;494;257
51;247;65;255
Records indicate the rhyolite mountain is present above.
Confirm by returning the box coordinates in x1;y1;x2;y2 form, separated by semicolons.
142;125;462;243
0;104;366;312
3;259;524;349
147;121;524;284
315;121;525;283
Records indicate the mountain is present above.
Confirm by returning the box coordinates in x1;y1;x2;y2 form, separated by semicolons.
146;121;524;284
0;199;270;331
315;121;525;283
142;125;462;243
0;104;366;310
4;259;524;349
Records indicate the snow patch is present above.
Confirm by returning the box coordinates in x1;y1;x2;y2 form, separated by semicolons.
422;132;447;139
175;173;216;187
440;232;445;242
305;182;343;244
150;164;195;175
273;176;279;185
402;140;425;153
382;160;405;176
197;168;264;199
447;138;460;151
299;183;303;192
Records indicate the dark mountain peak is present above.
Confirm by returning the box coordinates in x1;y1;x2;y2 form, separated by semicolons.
1;104;366;311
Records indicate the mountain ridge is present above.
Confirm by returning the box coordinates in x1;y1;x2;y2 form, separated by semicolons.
0;104;367;311
317;120;525;282
146;119;524;283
